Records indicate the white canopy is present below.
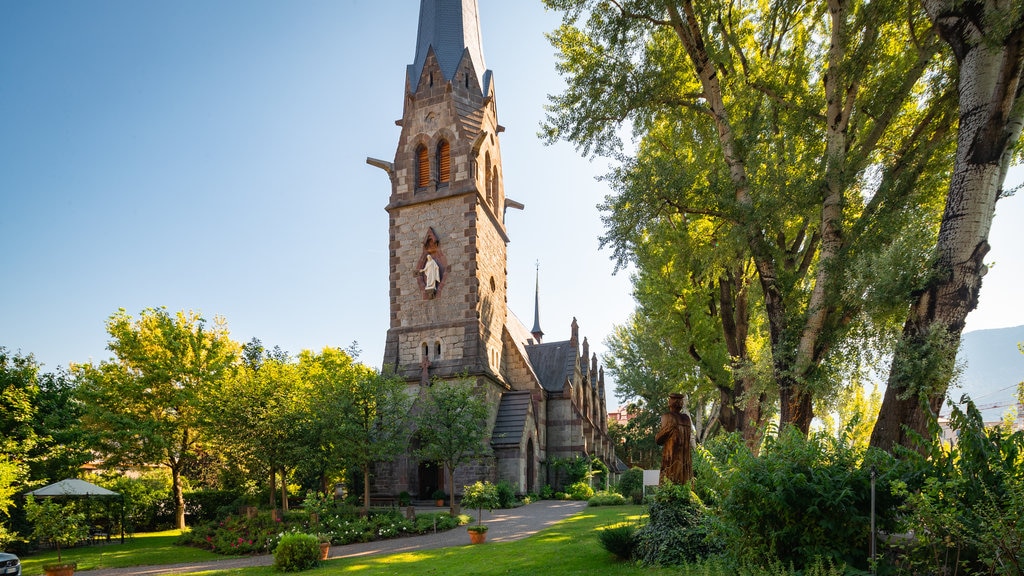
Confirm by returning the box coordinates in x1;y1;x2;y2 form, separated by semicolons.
27;478;119;498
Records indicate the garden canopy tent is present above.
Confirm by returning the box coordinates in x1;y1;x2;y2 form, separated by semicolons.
27;478;124;542
27;478;119;498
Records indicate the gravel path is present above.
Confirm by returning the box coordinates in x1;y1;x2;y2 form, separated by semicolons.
76;500;587;575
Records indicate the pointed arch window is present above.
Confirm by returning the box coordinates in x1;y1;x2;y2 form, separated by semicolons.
490;167;499;209
484;152;492;205
416;145;430;189
437;140;451;186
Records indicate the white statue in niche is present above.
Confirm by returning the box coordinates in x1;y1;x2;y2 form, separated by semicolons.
419;254;441;292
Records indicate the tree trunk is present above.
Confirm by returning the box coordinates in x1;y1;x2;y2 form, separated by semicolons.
171;464;186;530
269;467;276;508
280;467;289;512
362;466;371;516
447;464;457;517
871;2;1024;452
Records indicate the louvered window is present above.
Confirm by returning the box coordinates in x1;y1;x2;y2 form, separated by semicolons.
416;145;430;189
437;140;450;185
484;153;492;204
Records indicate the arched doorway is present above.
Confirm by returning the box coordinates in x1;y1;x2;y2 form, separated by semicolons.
526;439;536;495
418;461;443;499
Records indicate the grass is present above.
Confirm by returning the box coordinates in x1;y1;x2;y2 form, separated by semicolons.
18;530;223;575
191;506;684;576
20;506;742;575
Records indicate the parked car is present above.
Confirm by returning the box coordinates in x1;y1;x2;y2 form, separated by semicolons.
0;552;20;576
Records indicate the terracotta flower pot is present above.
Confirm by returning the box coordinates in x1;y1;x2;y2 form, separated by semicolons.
468;528;487;544
319;542;330;560
436;499;444;507
43;564;76;576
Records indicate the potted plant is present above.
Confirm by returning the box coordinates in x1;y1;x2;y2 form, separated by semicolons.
460;481;499;544
24;495;88;576
432;489;447;507
316;533;332;560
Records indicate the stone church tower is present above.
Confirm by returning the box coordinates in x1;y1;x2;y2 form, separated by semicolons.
367;0;617;499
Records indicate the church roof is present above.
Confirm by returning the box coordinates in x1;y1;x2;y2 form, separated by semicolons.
525;340;578;393
410;0;488;92
491;391;532;446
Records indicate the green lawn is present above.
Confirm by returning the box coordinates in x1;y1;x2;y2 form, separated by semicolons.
20;506;706;576
18;530;223;575
193;506;684;576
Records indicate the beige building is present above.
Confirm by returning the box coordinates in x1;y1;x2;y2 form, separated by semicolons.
366;0;615;498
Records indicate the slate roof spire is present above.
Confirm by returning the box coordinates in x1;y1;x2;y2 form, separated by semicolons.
531;261;544;343
409;0;488;92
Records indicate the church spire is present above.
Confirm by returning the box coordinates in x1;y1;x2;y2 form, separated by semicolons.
531;261;544;343
409;0;488;93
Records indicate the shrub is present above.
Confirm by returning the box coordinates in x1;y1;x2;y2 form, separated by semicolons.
272;532;319;571
633;482;723;566
887;397;1024;575
588;491;626;506
597;523;637;561
615;467;643;499
566;481;594;501
539;485;554;500
717;426;898;570
177;512;280;554
495;480;517;508
185;490;245;523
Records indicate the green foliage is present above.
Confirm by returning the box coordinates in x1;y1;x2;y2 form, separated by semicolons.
539;484;554;500
177;511;280;554
587;491;626;506
0;347;40;460
495;480;516;508
887;396;1024;575
633;482;723;566
615;467;645;504
717;427;899;570
545;0;956;435
272;532;319;572
414;380;491;515
567;481;595;501
76;307;239;529
550;455;592;488
94;469;172;532
596;523;637;560
461;481;499;526
24;495;88;565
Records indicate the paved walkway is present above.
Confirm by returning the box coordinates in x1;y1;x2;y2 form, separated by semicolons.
76;501;587;575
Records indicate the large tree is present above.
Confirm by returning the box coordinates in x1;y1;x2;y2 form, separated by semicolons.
330;364;412;515
871;0;1024;451
413;380;491;516
545;0;956;433
204;339;307;511
76;308;238;529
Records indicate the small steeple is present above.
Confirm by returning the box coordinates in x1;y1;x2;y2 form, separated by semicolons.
531;261;544;343
409;0;488;93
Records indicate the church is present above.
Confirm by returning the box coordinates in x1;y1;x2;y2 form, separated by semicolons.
366;0;615;498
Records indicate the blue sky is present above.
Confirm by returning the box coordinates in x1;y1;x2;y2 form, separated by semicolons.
2;1;1022;412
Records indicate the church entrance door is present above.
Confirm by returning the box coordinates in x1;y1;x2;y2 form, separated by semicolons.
418;461;443;499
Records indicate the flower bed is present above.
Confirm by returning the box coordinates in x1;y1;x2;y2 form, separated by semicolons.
177;509;466;555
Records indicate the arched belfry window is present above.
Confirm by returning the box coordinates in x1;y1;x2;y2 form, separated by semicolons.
434;340;442;359
437;140;450;186
490;167;499;209
421;342;429;359
416;145;430;189
484;153;492;205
